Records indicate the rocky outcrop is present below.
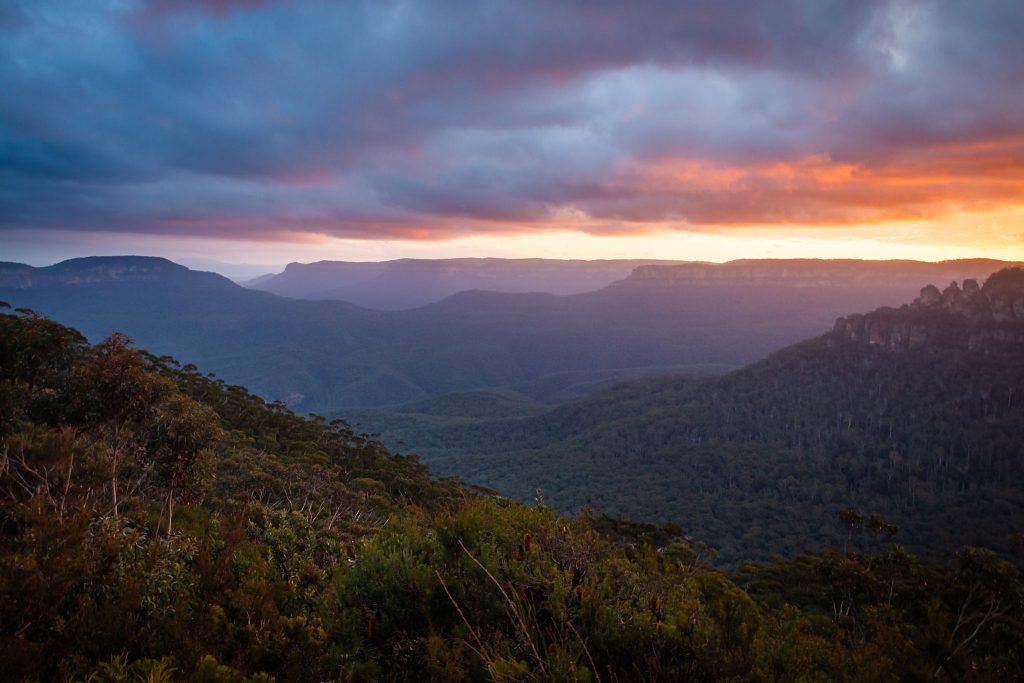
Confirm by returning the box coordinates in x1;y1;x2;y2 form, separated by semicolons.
914;268;1024;324
832;313;932;350
917;284;942;306
831;268;1024;354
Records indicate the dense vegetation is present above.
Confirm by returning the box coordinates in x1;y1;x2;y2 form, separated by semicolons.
4;256;1010;413
343;273;1024;566
4;305;1024;680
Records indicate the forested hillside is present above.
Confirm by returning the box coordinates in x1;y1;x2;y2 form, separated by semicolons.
346;269;1024;565
4;304;1024;680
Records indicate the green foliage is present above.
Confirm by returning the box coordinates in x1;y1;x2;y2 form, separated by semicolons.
2;308;1022;681
737;545;1024;681
74;655;177;683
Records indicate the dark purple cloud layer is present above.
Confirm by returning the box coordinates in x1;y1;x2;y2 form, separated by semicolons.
1;0;1022;241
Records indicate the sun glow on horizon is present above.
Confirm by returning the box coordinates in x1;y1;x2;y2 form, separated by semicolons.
3;206;1022;277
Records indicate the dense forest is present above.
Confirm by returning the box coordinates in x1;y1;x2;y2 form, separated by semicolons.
4;304;1024;680
344;270;1024;566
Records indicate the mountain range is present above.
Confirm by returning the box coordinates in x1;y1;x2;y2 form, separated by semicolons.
244;257;685;309
2;256;1019;416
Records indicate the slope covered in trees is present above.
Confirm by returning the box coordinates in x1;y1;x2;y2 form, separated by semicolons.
3;305;1023;680
344;269;1024;566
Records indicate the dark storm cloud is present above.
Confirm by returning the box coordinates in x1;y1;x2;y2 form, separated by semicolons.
0;0;1022;240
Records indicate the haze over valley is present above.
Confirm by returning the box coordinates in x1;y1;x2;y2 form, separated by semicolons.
3;256;1016;413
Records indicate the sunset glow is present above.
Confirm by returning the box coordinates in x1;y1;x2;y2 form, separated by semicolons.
2;1;1022;267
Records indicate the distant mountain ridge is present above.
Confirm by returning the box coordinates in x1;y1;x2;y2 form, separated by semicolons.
246;257;1023;310
627;258;1015;284
3;256;1021;416
245;257;687;309
0;256;227;288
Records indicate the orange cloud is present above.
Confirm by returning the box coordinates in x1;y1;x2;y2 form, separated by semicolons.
587;139;1024;230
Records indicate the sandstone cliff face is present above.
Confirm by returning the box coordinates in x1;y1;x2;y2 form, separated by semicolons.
0;257;226;289
626;258;1020;286
831;268;1024;353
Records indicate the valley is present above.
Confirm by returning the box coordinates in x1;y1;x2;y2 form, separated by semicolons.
342;268;1024;564
3;256;1022;566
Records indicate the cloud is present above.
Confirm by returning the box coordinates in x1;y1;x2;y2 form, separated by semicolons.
0;0;1022;243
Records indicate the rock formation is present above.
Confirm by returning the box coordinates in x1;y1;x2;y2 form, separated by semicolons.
831;268;1024;354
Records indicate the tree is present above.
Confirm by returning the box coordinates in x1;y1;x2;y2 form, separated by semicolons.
934;547;1024;678
73;333;173;519
0;308;85;439
148;392;220;535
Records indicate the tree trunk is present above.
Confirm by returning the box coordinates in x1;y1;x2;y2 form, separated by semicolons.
110;423;122;520
111;461;119;520
166;484;174;536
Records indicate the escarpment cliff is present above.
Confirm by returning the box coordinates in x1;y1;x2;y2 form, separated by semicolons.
0;256;229;288
625;258;1018;286
832;267;1024;353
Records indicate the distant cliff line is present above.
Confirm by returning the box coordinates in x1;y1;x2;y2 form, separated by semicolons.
627;258;1021;285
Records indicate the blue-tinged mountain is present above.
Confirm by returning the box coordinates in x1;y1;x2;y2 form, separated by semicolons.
345;269;1024;565
247;256;1020;310
1;256;1018;415
244;257;685;308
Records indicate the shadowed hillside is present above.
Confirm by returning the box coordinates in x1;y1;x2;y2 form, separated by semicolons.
344;269;1024;565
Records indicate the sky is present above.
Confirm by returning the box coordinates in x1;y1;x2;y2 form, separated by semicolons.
2;0;1023;275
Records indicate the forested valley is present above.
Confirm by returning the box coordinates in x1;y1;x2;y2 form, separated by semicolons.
343;270;1024;565
4;300;1024;680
